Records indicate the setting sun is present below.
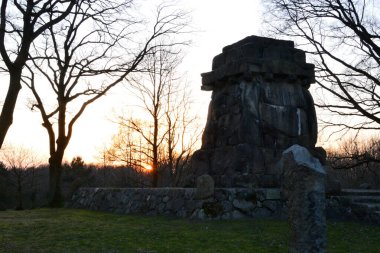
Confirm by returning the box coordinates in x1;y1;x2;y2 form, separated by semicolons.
143;164;153;171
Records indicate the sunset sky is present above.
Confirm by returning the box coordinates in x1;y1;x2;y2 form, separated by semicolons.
1;0;264;163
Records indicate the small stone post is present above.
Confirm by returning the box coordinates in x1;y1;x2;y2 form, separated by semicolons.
279;145;326;253
195;174;215;199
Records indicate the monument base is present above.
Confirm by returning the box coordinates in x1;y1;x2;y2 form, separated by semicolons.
192;144;284;187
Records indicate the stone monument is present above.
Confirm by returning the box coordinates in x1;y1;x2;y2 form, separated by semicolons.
192;35;318;187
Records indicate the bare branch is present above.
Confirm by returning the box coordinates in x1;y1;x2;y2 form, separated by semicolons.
264;0;380;138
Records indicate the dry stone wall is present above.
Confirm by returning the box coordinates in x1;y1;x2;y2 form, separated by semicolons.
69;187;284;220
68;186;379;222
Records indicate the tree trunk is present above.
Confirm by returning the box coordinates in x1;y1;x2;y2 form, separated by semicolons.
152;155;159;187
48;157;63;207
0;71;22;148
152;111;159;187
16;173;23;210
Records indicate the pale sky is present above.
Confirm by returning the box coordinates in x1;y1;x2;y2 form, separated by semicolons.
1;0;264;164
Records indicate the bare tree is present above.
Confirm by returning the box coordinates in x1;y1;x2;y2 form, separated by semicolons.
108;43;200;187
164;80;201;186
0;0;77;148
125;45;180;187
23;1;190;206
327;137;380;188
0;145;42;210
265;0;380;138
105;120;148;169
328;137;380;169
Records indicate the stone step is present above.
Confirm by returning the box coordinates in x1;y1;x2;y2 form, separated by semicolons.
340;189;380;197
348;196;380;204
328;190;380;224
334;195;380;204
351;202;380;212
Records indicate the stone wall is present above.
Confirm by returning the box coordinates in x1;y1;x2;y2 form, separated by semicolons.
68;187;380;223
68;187;284;219
326;194;380;224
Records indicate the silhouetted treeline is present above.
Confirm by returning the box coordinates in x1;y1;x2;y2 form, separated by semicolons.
3;136;380;211
0;156;194;210
327;137;380;189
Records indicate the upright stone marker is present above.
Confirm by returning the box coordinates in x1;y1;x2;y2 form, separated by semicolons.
195;174;215;199
280;145;326;253
192;35;317;187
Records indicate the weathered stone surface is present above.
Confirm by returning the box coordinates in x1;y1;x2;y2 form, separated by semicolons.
326;189;380;224
64;185;368;222
279;145;326;253
195;174;215;199
191;35;318;187
202;36;314;90
232;199;255;213
359;183;371;189
68;187;284;220
262;188;282;200
231;210;245;219
326;173;342;195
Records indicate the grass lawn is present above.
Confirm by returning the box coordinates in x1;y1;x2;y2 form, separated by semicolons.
0;209;379;253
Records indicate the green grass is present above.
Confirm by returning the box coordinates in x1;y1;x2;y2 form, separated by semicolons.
0;209;379;253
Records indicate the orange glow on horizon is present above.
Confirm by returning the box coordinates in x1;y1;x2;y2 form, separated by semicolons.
143;164;153;172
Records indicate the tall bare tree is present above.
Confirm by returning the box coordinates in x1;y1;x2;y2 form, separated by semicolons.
0;0;77;148
108;43;200;187
164;78;200;186
126;45;180;187
265;0;380;138
24;1;190;206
